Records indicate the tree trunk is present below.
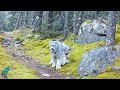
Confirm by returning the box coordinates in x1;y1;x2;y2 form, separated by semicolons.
0;11;4;31
23;11;29;28
73;11;78;43
48;11;53;23
59;11;65;31
32;11;36;27
106;11;116;46
63;11;69;39
32;11;43;33
41;11;49;31
93;11;99;19
77;11;84;28
15;11;22;30
48;11;53;30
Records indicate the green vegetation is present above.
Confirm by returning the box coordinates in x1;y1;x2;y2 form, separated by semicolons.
0;35;3;43
1;20;120;79
13;28;33;40
1;11;120;79
13;29;105;78
23;39;51;65
0;46;38;79
13;27;120;79
84;58;120;79
116;24;120;34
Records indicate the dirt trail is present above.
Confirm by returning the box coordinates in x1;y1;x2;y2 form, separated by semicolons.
1;32;74;79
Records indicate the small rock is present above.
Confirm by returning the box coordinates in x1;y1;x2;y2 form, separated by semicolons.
42;73;50;77
34;35;40;39
24;34;33;39
112;66;120;71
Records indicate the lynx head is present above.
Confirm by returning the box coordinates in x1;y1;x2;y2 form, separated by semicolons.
49;40;59;54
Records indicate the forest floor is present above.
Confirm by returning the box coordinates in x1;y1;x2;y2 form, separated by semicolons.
2;28;120;79
1;32;75;79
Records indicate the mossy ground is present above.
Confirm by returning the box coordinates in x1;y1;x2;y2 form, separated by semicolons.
14;30;105;78
13;28;34;40
0;46;38;79
8;23;120;79
0;35;3;43
84;24;120;79
23;39;51;65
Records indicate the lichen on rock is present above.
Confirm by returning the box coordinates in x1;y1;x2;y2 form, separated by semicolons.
78;19;107;44
78;45;120;78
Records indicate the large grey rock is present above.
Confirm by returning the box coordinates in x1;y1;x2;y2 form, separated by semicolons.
78;19;107;44
78;45;120;78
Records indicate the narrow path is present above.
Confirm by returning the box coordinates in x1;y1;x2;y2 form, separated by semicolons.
1;32;74;79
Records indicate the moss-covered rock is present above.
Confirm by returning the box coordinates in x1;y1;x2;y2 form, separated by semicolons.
85;58;120;79
78;19;107;44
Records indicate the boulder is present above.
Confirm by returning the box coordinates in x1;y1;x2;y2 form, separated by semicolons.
78;19;107;44
78;45;120;78
14;43;22;49
24;34;33;39
34;35;40;39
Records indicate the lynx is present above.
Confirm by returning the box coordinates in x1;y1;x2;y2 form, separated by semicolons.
49;40;70;69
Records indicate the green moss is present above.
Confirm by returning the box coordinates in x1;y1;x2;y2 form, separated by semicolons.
21;31;106;78
12;24;120;79
86;58;120;79
81;20;92;27
0;46;38;79
86;71;120;79
112;58;120;66
105;66;112;72
0;35;3;43
115;33;120;44
58;41;105;77
8;63;37;79
116;24;120;34
64;34;74;47
23;38;51;65
13;28;33;40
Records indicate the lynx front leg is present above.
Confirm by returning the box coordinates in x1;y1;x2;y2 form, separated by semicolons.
65;54;70;64
62;55;66;65
50;56;56;67
56;59;61;70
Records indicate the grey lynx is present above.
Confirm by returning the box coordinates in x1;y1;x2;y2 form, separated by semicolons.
49;40;70;69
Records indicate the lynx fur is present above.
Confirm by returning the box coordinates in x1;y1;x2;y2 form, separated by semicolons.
49;40;70;70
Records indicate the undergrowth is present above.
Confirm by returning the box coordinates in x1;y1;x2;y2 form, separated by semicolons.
0;46;38;79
